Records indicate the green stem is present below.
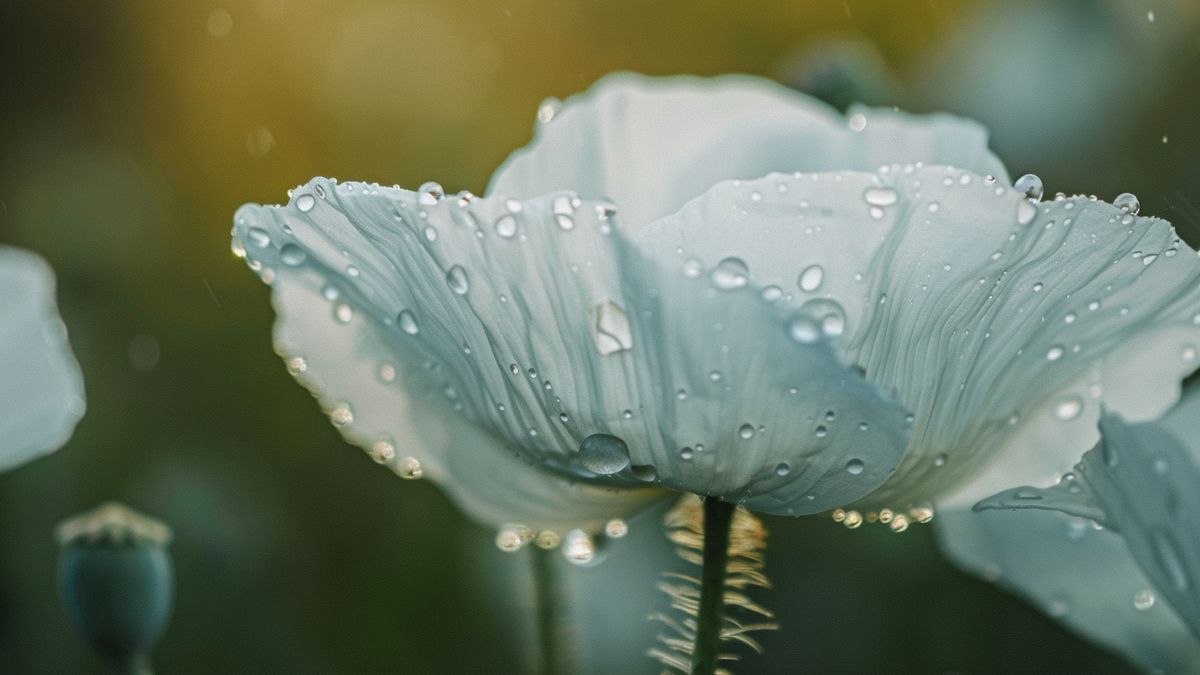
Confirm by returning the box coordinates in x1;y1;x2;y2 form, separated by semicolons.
531;545;570;675
691;498;735;675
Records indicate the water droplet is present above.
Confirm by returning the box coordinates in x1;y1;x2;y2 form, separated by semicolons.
1054;396;1083;421
330;404;353;426
286;356;308;375
1015;173;1044;202
1032;282;1044;293
494;215;517;238
738;424;755;440
815;425;828;438
711;257;750;290
1114;192;1141;215
280;244;306;266
761;285;783;302
682;258;703;278
1017;200;1037;226
247;227;271;248
446;265;469;295
801;298;847;338
1133;589;1156;610
578;434;631;475
631;464;657;482
848;112;867;131
593;300;633;356
846;459;864;475
1046;345;1065;361
604;519;628;538
1063;312;1077;324
676;389;688;400
397;309;419;335
843;510;863;528
708;370;723;382
680;447;694;460
418;181;444;206
889;514;909;533
562;529;595;565
789;316;820;344
423;226;438;242
296;194;316;212
552;194;575;230
495;527;526;552
933;453;948;467
535;530;560;549
775;462;791;476
798;264;825;291
334;303;353;324
369;440;395;464
863;186;898;207
396;456;422;479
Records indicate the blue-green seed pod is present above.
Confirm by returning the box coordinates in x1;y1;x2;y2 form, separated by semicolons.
56;502;173;675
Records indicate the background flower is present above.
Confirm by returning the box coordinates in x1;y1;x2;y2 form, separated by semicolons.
0;246;85;472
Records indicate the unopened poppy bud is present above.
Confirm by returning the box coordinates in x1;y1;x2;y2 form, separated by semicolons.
56;502;173;675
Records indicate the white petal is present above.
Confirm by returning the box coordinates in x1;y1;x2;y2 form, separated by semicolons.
0;247;85;471
635;166;1200;510
232;179;911;525
488;73;1007;226
974;394;1200;639
936;507;1200;673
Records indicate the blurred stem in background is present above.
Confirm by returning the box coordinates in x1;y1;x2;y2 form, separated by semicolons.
532;546;572;674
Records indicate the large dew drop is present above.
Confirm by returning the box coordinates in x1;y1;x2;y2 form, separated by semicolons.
1014;173;1044;202
592;300;633;356
578;434;631;475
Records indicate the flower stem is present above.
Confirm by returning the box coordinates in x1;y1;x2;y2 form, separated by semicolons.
691;498;735;675
531;545;570;675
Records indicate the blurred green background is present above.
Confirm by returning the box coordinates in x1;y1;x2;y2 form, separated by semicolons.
2;1;1198;672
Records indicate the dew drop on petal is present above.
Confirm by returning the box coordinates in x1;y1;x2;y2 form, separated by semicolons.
1054;396;1084;421
710;257;750;290
775;462;791;476
738;424;756;440
446;265;469;295
1133;588;1156;610
247;227;271;248
789;315;821;344
562;529;595;565
1015;173;1044;202
604;519;628;538
280;244;307;267
1114;192;1141;215
330;404;353;426
578;433;631;475
397;309;419;335
682;258;703;278
846;458;865;475
798;264;825;292
418;181;444;206
1046;345;1065;361
369;440;395;464
863;186;898;206
334;303;353;324
494;215;517;238
398;456;423;479
296;193;316;212
593;300;633;355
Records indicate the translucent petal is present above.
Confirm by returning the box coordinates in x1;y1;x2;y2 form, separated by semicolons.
232;179;911;525
634;166;1200;510
936;507;1200;673
975;395;1200;639
488;73;1007;226
0;246;85;471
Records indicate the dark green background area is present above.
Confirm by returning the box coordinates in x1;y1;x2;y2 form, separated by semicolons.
2;1;1196;672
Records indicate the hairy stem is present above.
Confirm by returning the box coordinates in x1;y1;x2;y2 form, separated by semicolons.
691;498;735;675
531;545;570;675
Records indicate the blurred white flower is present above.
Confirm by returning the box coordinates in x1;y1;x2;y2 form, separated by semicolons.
942;389;1200;672
231;75;1200;575
0;246;85;471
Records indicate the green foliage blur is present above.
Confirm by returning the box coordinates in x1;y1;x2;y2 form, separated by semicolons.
2;1;1197;672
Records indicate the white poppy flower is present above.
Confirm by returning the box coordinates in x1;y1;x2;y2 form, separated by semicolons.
0;246;86;471
941;388;1200;673
230;74;1200;558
